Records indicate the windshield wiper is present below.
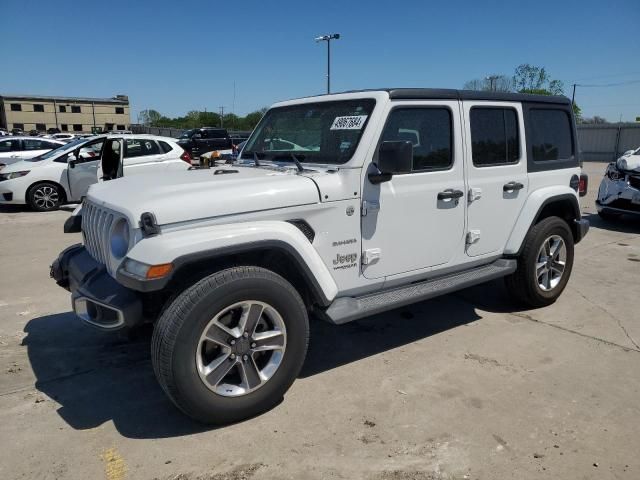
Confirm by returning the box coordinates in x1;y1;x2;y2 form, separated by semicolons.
271;152;305;172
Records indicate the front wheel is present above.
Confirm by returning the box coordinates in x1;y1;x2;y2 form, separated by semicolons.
505;216;574;308
151;266;309;424
27;182;65;212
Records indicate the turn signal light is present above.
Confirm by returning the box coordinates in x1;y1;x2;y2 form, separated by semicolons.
146;263;173;279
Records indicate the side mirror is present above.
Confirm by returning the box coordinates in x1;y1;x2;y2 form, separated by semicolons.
369;141;413;184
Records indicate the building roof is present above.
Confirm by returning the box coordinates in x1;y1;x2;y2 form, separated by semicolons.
0;94;129;104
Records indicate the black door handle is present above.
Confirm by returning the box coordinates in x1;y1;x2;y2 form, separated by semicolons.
437;189;464;200
503;181;524;192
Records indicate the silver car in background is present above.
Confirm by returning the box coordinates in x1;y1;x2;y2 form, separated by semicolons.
596;147;640;220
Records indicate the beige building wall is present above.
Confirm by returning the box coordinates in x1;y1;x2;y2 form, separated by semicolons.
0;96;130;133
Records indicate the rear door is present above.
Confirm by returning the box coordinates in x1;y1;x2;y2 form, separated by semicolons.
67;138;106;199
122;138;163;175
463;102;528;257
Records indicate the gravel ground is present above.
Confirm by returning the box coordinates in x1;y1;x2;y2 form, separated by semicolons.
0;161;638;480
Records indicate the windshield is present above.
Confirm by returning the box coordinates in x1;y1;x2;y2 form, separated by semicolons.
24;137;94;162
179;129;196;139
242;99;376;165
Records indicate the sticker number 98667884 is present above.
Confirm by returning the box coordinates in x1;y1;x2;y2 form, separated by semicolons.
330;115;368;130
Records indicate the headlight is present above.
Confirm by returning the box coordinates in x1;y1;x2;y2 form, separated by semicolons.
109;218;130;259
0;170;30;180
606;166;625;181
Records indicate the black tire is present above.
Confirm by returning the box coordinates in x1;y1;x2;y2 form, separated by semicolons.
505;216;574;308
27;181;65;212
151;266;309;424
598;210;621;222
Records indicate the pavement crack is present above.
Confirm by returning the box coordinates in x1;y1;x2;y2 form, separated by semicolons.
569;286;640;350
510;312;640;353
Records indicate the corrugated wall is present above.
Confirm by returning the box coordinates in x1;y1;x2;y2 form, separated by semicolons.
577;123;640;162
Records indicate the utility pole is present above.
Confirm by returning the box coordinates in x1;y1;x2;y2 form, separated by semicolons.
571;83;577;107
219;106;225;128
315;33;340;94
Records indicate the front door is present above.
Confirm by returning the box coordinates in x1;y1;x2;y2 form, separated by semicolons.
463;102;528;257
67;138;106;199
361;101;466;279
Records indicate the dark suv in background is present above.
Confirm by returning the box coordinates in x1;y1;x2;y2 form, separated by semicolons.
177;128;234;157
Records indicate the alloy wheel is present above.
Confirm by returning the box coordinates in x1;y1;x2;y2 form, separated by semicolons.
535;235;567;291
195;301;287;397
33;185;60;210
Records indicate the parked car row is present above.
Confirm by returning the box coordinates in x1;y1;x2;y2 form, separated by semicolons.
0;134;190;211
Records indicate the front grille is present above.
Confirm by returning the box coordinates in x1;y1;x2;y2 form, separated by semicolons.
628;175;640;190
82;200;117;266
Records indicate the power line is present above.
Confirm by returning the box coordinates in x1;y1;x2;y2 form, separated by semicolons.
571;71;640;82
575;79;640;88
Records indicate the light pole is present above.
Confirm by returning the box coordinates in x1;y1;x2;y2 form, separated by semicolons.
315;33;340;94
485;75;500;92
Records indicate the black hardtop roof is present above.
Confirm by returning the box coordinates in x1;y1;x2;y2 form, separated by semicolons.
340;88;571;105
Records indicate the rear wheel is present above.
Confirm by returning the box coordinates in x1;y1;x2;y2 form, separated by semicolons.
151;266;309;424
27;182;65;212
505;216;574;308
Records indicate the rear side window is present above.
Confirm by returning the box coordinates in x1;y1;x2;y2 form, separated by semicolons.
381;108;453;171
529;109;573;161
125;139;161;158
470;107;519;166
204;130;227;139
159;141;173;153
23;139;58;151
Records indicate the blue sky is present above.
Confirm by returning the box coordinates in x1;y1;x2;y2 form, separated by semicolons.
3;0;639;121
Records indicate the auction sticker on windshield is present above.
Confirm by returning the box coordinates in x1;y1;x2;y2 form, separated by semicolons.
330;115;368;130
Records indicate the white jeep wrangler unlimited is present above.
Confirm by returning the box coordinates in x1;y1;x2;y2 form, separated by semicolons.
52;89;589;424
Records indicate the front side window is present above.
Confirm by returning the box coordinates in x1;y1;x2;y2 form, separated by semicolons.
204;130;227;139
124;139;160;158
34;104;44;112
529;109;573;162
380;107;453;171
470;107;519;166
71;106;81;113
10;103;21;111
0;140;19;152
77;139;105;162
243;99;376;165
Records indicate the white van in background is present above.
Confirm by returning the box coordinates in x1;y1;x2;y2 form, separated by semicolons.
0;134;191;211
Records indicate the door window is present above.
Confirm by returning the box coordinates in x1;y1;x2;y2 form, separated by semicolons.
77;139;105;162
380;108;452;171
124;139;160;158
0;139;20;152
529;109;573;161
470;108;520;166
23;139;57;151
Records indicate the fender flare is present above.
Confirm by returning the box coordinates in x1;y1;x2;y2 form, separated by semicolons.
118;221;338;306
504;188;580;255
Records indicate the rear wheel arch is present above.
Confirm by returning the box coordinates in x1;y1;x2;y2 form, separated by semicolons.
532;194;581;242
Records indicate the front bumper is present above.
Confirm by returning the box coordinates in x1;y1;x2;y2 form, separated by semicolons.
596;171;640;216
51;244;143;330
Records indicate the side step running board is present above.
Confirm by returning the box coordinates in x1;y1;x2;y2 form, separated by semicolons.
324;259;517;325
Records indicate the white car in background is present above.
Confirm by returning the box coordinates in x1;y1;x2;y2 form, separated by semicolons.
0;134;191;211
47;133;78;143
0;137;65;168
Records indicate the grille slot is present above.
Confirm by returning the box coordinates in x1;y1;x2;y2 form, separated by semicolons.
82;201;120;267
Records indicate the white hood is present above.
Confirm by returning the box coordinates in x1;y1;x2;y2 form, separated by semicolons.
86;165;321;226
617;154;640;172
